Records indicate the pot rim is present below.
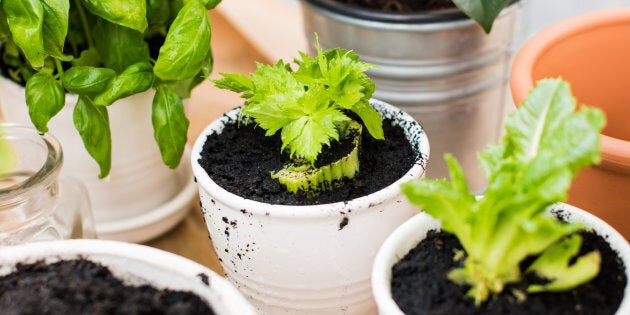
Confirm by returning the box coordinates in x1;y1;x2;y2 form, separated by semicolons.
191;99;430;219
511;7;630;173
372;202;630;314
301;0;520;24
0;239;257;314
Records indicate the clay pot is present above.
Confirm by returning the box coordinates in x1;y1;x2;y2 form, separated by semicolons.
511;7;630;240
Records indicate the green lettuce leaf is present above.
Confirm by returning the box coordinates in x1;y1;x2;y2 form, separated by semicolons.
401;78;606;305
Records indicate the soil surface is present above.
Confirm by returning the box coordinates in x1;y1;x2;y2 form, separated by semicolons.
332;0;456;12
391;230;627;315
0;259;215;315
198;117;416;205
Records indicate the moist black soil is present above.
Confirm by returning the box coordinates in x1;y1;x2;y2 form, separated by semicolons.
0;259;215;315
391;230;627;315
332;0;456;12
198;117;415;205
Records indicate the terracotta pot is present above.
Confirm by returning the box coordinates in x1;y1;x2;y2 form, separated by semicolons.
372;203;630;314
511;8;630;240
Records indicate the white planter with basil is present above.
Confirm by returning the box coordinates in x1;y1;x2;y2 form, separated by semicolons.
191;100;430;314
0;76;195;242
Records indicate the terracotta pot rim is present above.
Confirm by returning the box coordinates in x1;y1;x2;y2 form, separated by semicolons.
511;7;630;173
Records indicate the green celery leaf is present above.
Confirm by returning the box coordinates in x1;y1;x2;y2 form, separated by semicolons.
73;96;112;178
152;86;189;169
213;72;254;94
25;72;65;132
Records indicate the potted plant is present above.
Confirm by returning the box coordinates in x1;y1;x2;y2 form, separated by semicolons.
372;78;630;314
511;7;630;240
299;0;524;193
191;42;430;313
0;239;256;314
0;0;221;241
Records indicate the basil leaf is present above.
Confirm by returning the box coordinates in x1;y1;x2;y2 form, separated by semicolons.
79;0;147;33
73;96;112;178
93;18;149;73
41;0;70;60
3;0;45;68
147;0;170;28
25;72;65;132
154;0;210;81
152;86;189;169
200;0;222;9
61;66;116;95
71;46;101;66
93;62;154;106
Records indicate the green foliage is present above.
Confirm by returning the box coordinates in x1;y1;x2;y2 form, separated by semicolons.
1;0;221;177
452;0;511;33
214;42;383;164
401;78;606;305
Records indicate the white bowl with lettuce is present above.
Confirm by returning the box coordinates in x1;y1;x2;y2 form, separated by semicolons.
372;78;630;314
191;43;430;314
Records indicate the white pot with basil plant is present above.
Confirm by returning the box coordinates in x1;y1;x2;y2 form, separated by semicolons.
372;78;630;314
0;0;220;242
191;40;430;314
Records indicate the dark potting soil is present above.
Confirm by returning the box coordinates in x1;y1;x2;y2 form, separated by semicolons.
391;230;627;315
332;0;456;12
0;259;215;315
198;117;415;205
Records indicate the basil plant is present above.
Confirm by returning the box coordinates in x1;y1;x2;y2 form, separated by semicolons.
0;0;221;178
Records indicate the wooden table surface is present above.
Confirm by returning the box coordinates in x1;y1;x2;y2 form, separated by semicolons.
144;10;272;274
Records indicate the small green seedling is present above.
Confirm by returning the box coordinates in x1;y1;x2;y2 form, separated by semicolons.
214;39;383;197
402;78;606;305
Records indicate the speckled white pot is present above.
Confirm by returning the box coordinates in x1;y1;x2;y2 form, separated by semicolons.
372;202;630;314
0;239;256;314
191;99;430;314
0;76;195;242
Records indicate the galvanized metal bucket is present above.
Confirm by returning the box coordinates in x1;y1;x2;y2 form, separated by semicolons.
301;0;524;193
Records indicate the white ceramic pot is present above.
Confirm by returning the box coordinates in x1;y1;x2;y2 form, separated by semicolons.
372;203;630;314
0;239;256;314
0;76;196;242
191;99;430;314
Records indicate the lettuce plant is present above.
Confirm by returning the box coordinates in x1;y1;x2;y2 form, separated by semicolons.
401;78;606;305
214;41;383;197
0;0;221;178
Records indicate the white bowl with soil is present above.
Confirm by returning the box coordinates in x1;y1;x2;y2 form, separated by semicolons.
191;99;429;314
0;239;256;314
372;202;630;314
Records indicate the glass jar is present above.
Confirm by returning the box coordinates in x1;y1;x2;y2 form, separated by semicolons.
0;124;95;245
